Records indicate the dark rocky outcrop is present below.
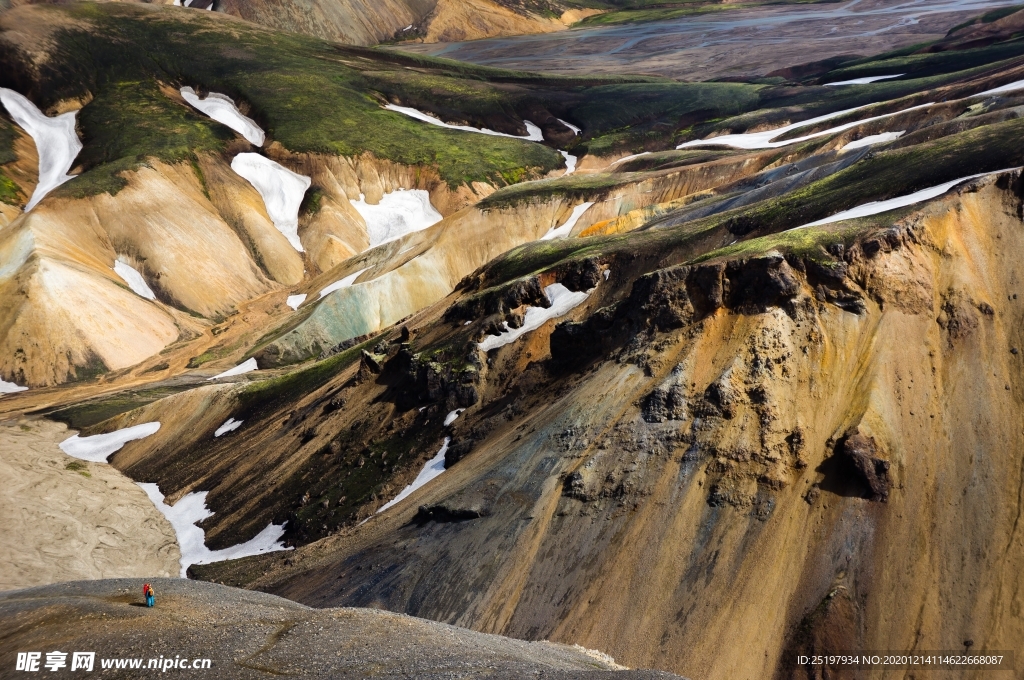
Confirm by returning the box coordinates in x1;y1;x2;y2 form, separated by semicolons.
413;503;487;524
838;434;892;502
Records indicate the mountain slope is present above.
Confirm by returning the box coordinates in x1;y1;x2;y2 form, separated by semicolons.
3;6;1024;679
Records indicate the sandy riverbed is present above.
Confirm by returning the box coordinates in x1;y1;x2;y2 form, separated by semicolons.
0;418;179;591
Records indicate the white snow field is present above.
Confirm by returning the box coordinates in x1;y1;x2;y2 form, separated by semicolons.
0;88;83;211
350;189;443;247
793;167;1020;230
208;357;259;381
230;153;311;252
479;283;592;352
444;409;464;426
558;118;581;135
677;101;934;151
59;422;162;463
542;202;594;240
113;260;156;300
560;150;578;175
0;379;28;396
377;438;450;514
385;104;544;141
286;294;307;310
138;483;289;577
826;74;904;86
319;266;370;299
841;131;905;151
180;87;265;146
214;418;243;438
173;0;213;8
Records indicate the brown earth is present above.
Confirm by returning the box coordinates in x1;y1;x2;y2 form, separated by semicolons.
190;174;1024;680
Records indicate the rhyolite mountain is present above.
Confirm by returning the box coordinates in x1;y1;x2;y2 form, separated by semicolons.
2;2;1024;679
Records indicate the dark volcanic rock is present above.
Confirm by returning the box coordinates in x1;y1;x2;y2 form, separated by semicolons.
413;503;487;524
839;434;892;502
725;254;801;311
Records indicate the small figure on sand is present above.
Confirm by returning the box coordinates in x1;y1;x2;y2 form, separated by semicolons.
143;583;155;608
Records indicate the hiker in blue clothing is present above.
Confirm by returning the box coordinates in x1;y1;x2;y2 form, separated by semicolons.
143;583;155;607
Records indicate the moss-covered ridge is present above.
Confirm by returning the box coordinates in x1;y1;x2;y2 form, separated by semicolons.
0;2;770;193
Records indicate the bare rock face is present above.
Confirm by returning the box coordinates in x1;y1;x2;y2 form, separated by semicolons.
837;433;891;502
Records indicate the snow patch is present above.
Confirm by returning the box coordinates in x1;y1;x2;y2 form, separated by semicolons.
444;409;464;426
377;438;450;514
208;357;258;381
826;74;904;86
350;189;442;247
59;422;161;463
319;266;370;299
557;118;581;135
542;202;594;240
214;418;243;437
286;293;307;310
385;104;544;141
138;483;289;578
841;130;905;151
113;259;156;300
610;151;650;167
792;167;1020;230
231;153;310;252
677;101;933;151
0;88;83;211
977;77;1024;97
479;283;592;352
180;87;265;147
603;269;611;281
0;379;28;396
560;150;578;176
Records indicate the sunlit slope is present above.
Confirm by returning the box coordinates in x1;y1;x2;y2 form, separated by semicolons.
0;1;791;386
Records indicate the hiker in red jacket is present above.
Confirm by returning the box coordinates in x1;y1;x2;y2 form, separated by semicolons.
143;583;155;607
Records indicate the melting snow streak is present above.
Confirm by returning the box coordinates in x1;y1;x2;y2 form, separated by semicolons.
0;379;28;396
180;87;264;146
793;168;1021;230
479;283;592;352
377;438;450;514
208;358;258;381
139;483;289;578
320;266;370;299
841;131;905;151
214;418;243;437
113;260;156;300
560;150;578;175
677;102;933;151
59;422;161;463
542;202;594;240
0;88;82;211
385;104;544;141
826;74;904;86
350;189;442;247
231;153;310;252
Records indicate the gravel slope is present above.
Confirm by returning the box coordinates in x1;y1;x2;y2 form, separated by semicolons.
0;579;686;679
